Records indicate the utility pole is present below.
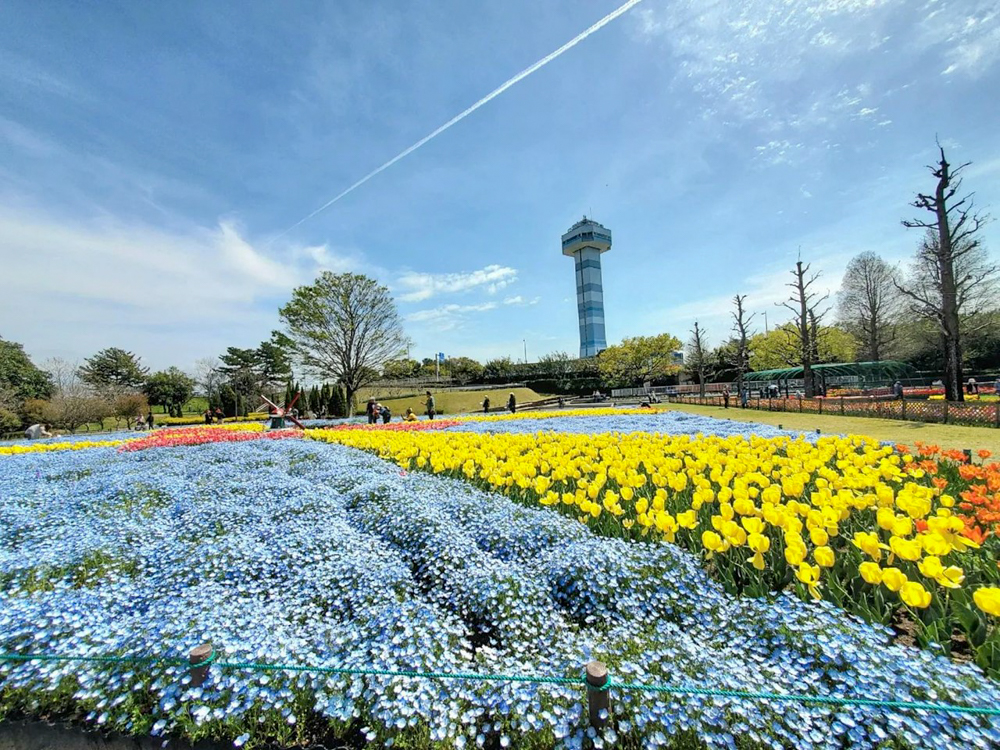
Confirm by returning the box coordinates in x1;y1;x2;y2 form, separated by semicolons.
523;340;528;364
764;311;769;333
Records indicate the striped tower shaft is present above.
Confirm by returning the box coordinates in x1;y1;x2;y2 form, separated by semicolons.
575;247;606;358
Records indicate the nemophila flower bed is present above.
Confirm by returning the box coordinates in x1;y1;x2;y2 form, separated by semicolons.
449;410;809;438
2;442;999;748
312;422;1000;677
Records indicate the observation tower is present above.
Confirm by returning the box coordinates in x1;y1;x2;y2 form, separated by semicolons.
562;217;611;358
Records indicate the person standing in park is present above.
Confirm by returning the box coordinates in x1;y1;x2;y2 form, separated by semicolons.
24;423;52;440
379;403;391;424
204;408;213;425
740;387;749;408
425;391;436;420
893;381;904;400
507;392;516;413
146;412;155;430
482;395;490;413
722;388;730;409
213;407;224;423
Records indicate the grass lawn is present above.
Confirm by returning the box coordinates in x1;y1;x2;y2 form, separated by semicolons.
358;387;545;417
662;401;1000;455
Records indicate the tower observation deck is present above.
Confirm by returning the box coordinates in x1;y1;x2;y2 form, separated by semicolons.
562;217;611;358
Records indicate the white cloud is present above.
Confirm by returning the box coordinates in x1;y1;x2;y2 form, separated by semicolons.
634;0;999;163
395;264;518;302
928;4;1000;77
503;295;540;306
636;0;894;126
0;206;358;366
404;302;498;331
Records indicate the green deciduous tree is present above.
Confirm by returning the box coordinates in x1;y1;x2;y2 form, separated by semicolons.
597;333;683;388
749;324;858;371
143;368;195;416
279;272;407;417
446;357;484;385
382;359;421;380
483;357;516;382
0;338;54;402
78;347;148;392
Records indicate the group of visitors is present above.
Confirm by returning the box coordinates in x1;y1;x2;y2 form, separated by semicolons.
202;407;225;424
365;399;392;424
134;413;155;431
964;377;1000;396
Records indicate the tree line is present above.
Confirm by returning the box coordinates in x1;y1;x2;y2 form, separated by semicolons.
2;145;994;432
683;145;997;401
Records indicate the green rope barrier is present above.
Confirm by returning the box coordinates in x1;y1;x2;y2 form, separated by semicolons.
2;652;999;717
601;681;1000;717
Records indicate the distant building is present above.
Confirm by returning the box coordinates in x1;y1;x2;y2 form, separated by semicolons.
562;217;611;358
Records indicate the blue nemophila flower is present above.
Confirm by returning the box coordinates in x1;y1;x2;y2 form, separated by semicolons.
0;438;997;749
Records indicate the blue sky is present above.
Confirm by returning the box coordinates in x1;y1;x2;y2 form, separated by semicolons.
2;0;998;373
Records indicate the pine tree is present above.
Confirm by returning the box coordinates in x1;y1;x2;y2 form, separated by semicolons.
329;385;345;418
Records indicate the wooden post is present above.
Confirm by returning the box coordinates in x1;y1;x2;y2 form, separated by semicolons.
586;661;610;729
995;403;999;428
840;397;845;416
189;644;212;687
901;398;907;421
818;398;823;415
943;400;949;425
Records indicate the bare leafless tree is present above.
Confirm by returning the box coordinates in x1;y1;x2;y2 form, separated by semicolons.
836;252;902;362
729;294;755;396
897;146;996;401
779;259;828;398
686;321;709;397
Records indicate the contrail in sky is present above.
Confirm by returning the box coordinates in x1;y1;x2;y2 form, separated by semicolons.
272;0;645;241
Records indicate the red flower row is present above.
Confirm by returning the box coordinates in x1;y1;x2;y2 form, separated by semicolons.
119;428;302;452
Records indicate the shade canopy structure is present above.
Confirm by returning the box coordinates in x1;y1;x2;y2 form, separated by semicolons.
742;360;918;385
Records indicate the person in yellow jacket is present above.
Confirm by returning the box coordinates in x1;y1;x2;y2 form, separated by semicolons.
404;408;419;422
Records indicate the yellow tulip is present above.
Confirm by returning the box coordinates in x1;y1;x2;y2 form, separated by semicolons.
859;561;883;585
917;555;944;579
676;509;698;529
881;567;907;593
796;563;822;600
973;587;1000;617
809;527;829;547
813;546;835;568
784;542;807;566
889;536;922;562
899;581;932;609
